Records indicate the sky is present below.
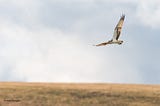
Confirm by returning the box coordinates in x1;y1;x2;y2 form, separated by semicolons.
0;0;160;84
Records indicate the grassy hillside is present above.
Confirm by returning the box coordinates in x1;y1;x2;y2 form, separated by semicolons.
0;82;160;106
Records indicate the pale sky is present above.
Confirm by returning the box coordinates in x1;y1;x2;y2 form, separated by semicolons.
0;0;160;84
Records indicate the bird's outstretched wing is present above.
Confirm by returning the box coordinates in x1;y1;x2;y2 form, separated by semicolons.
94;41;111;46
112;14;125;41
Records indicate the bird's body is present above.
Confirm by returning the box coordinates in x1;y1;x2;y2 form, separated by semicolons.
94;14;125;46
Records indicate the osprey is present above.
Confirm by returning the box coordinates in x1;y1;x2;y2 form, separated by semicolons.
94;14;125;46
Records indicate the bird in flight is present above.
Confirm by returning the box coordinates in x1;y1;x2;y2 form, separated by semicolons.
94;14;125;46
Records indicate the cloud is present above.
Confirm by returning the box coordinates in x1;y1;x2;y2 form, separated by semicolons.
136;0;160;28
0;0;159;84
0;17;143;83
0;20;101;82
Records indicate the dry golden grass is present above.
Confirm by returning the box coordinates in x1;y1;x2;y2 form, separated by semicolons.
0;82;160;106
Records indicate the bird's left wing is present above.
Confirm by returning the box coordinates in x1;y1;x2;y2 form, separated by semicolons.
94;41;111;46
112;14;125;41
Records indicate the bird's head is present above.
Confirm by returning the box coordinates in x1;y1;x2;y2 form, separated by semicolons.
118;40;123;45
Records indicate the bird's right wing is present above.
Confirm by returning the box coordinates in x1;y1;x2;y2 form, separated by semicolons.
112;14;125;41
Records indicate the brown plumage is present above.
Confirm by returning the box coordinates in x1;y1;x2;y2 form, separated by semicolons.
94;14;125;46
